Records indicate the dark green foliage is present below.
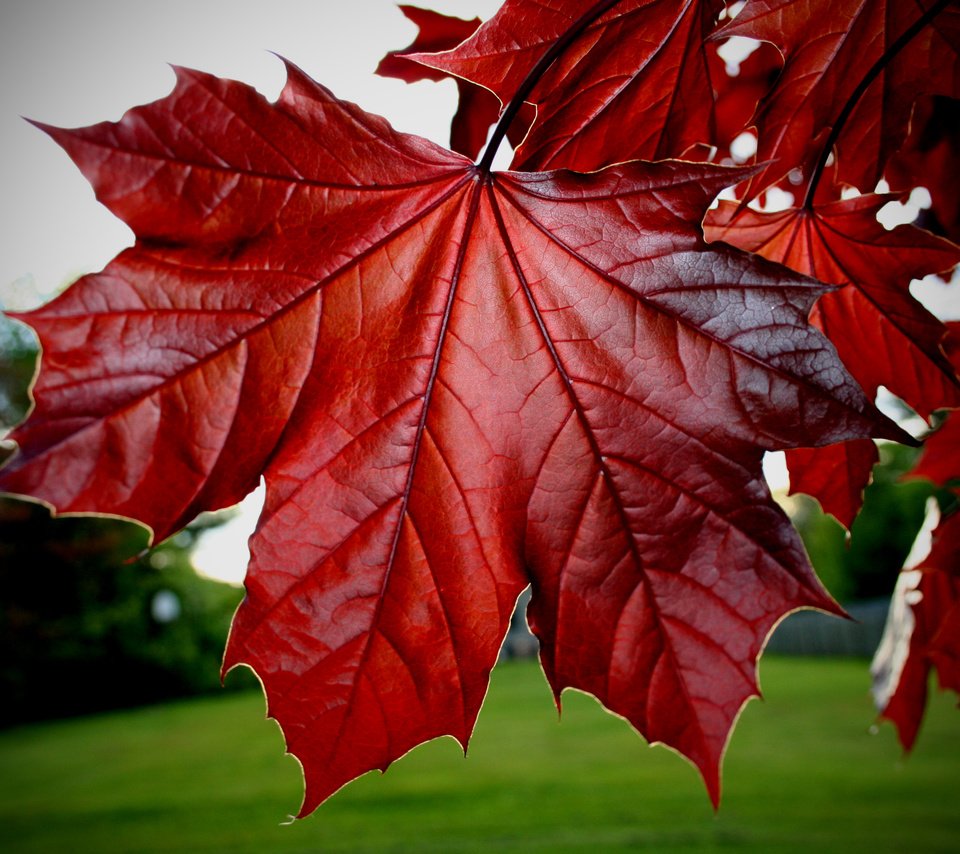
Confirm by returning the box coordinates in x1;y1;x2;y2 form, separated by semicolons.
0;496;251;726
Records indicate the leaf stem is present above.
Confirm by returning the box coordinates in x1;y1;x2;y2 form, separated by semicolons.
476;0;624;174
802;0;951;209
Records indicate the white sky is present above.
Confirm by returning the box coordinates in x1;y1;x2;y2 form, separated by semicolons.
1;2;954;583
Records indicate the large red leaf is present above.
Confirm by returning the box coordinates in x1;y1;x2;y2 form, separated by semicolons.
0;62;903;814
409;0;726;171
720;0;960;200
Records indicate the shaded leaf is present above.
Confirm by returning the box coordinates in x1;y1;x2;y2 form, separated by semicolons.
706;194;959;518
885;95;960;246
873;507;960;750
706;195;960;418
720;0;960;199
709;38;782;158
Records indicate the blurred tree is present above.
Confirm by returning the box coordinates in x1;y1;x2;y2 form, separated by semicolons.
1;313;254;725
0;496;254;725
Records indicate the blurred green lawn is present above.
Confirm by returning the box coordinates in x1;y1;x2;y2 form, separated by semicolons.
0;656;956;853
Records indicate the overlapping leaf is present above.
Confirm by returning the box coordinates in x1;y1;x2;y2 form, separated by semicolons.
873;509;960;749
908;324;960;491
885;95;960;245
706;195;960;416
410;0;727;171
783;441;879;529
0;56;903;813
720;0;960;200
706;194;960;521
707;39;782;161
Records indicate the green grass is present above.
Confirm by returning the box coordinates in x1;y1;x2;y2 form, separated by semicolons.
0;656;956;853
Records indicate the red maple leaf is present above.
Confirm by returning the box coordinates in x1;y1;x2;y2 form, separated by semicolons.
873;508;960;750
708;38;782;160
782;441;879;530
0;51;903;814
719;0;960;200
706;194;960;522
409;0;727;171
875;319;960;747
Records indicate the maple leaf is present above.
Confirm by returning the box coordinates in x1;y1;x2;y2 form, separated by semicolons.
783;441;879;530
409;0;727;171
0;52;904;814
706;194;960;522
872;507;960;750
719;0;960;200
873;319;958;747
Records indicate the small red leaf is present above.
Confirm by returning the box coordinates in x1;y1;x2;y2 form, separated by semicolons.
785;441;879;529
